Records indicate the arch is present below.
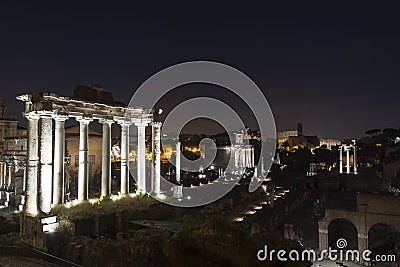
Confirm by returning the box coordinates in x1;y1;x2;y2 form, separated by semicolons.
367;215;400;235
328;218;358;250
368;223;400;257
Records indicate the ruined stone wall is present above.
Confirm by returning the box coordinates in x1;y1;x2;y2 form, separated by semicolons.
357;193;400;215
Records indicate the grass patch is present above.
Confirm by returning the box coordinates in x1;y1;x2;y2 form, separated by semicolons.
52;195;156;220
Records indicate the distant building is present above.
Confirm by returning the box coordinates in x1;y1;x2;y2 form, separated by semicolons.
279;123;320;150
288;135;320;149
0;98;20;156
65;125;103;177
277;130;298;147
319;139;341;150
0;99;28;209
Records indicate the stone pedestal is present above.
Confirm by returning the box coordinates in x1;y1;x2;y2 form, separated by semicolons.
20;214;58;251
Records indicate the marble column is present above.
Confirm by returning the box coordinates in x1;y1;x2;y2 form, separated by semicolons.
52;115;68;205
77;117;92;201
234;146;239;170
0;162;4;189
22;164;26;192
3;163;7;189
176;142;181;183
25;113;40;216
251;147;254;168
100;119;113;197
0;163;3;189
346;146;350;174
260;156;265;177
39;115;53;214
136;122;147;193
353;146;358;174
339;146;343;174
248;147;251;167
240;147;245;168
243;147;249;168
120;122;130;195
151;122;161;194
7;163;12;189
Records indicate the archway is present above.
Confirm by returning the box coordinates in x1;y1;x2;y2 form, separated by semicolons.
368;223;400;258
328;218;358;250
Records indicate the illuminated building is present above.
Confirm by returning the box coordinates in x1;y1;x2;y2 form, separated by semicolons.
339;140;358;174
319;139;341;150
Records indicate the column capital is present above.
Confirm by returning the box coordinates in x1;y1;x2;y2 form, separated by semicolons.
37;111;53;118
134;121;149;127
115;119;132;126
151;122;162;127
25;112;40;121
52;114;69;121
76;116;93;124
99;118;114;125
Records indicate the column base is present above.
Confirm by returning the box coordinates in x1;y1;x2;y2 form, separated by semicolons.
135;189;148;196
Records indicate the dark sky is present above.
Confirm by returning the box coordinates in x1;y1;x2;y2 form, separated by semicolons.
1;2;399;139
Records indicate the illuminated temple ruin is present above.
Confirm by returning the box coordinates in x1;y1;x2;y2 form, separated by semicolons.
16;86;161;248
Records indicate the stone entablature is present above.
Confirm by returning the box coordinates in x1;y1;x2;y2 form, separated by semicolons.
17;92;152;123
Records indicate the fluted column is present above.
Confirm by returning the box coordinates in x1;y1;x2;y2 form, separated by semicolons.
136;122;147;193
52;115;68;205
25;113;40;216
76;117;92;201
39;115;53;214
176;142;181;183
100;119;113;197
151;122;161;194
120;122;130;195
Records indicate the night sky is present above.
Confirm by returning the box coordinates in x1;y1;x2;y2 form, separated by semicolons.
1;2;399;139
